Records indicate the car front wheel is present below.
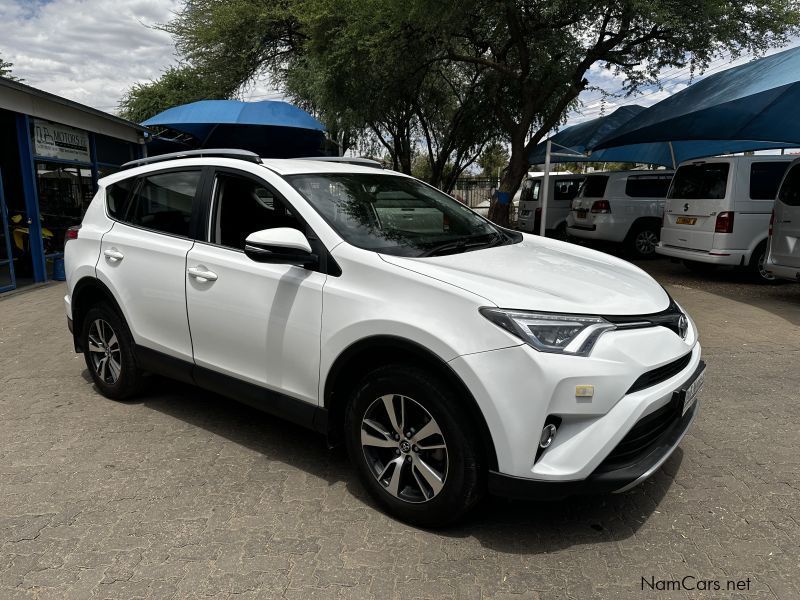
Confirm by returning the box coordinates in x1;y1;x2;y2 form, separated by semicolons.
345;365;485;527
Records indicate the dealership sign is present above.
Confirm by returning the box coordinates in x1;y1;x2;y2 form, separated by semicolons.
33;119;90;162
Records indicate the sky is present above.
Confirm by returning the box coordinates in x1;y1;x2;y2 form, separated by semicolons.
0;0;797;128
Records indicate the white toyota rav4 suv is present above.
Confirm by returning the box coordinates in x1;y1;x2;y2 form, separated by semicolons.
64;149;705;526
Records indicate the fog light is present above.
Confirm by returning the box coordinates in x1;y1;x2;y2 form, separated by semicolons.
539;423;557;449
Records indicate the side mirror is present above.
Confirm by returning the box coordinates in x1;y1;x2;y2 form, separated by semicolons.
244;227;318;267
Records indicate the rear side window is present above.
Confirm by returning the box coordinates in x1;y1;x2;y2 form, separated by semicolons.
520;179;540;202
778;164;800;207
749;162;790;200
125;170;201;237
669;163;730;200
579;175;609;198
106;178;137;220
625;174;673;198
554;179;582;201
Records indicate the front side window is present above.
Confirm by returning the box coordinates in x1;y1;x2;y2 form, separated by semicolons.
625;174;673;198
212;173;303;249
749;162;790;200
125;170;200;236
669;163;730;200
287;173;512;257
778;164;800;207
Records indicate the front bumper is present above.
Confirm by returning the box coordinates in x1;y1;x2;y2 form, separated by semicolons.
656;243;746;266
488;362;703;499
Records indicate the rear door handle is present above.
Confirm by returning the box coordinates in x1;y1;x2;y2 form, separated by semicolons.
779;219;792;224
103;248;124;261
187;266;218;282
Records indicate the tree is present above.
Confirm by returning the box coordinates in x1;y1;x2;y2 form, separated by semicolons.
0;53;21;81
478;142;510;179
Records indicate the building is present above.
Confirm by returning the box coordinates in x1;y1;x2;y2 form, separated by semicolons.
1;77;146;292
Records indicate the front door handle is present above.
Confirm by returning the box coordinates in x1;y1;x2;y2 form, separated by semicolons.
187;266;218;282
103;248;124;261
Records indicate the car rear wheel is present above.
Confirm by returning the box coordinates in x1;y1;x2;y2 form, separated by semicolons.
81;304;143;400
345;365;485;527
747;241;777;284
627;223;660;258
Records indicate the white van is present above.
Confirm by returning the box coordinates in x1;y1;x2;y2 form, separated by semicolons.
517;174;584;237
566;170;674;257
766;158;800;281
657;155;793;281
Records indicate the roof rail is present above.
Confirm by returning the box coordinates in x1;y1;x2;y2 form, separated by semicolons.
297;156;384;169
121;148;261;170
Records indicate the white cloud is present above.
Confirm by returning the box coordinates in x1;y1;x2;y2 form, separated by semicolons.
0;0;181;113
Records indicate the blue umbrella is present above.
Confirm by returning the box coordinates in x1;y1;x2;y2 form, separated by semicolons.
142;99;327;158
529;106;794;167
593;46;800;150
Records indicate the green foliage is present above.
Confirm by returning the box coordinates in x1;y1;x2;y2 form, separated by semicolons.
478;143;510;178
0;53;21;81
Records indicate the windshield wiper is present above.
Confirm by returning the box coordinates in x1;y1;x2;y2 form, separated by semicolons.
420;233;504;257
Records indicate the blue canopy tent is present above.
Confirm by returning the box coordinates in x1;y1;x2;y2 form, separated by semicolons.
528;105;793;235
142;99;329;158
592;46;800;150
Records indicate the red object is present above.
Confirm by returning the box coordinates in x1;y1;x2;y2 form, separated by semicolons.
591;200;611;213
715;211;734;233
65;225;81;242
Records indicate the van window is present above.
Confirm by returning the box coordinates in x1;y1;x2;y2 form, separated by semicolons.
749;162;790;200
778;165;800;207
554;179;582;201
579;175;609;198
669;163;730;200
625;174;673;198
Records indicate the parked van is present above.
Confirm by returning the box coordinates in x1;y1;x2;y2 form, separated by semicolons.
657;155;793;282
766;158;800;281
517;174;584;237
566;170;674;257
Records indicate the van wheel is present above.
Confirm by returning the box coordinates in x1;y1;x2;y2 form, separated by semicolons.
626;223;660;258
748;242;777;284
81;304;143;400
345;365;485;527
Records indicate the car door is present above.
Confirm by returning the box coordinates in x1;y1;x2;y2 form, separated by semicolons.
185;168;326;408
771;163;800;268
96;168;202;361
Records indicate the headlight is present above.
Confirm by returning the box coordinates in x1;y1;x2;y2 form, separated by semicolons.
479;308;616;356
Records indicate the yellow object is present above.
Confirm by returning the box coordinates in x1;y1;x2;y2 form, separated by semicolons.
575;385;594;398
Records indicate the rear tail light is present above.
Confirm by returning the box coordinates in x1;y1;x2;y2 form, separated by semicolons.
65;225;80;243
769;210;775;236
715;211;734;233
591;200;611;213
535;207;542;216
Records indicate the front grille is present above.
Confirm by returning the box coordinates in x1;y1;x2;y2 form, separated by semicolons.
595;396;682;472
604;299;686;338
627;353;692;394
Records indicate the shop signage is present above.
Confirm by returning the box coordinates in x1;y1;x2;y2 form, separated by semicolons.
32;119;90;163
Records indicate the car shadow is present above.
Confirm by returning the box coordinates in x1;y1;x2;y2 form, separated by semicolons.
110;373;680;554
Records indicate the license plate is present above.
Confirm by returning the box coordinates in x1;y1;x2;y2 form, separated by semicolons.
676;216;697;225
577;209;588;219
682;364;705;415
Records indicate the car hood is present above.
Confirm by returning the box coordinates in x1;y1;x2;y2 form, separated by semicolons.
379;234;670;315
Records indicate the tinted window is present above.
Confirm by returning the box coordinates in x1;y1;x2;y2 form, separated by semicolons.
520;179;540;203
579;175;609;198
126;171;200;236
669;163;730;200
625;174;673;198
778;164;800;207
750;162;790;200
213;173;303;249
554;179;582;201
106;178;137;220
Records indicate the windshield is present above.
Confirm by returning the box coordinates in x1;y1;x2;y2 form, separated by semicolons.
669;163;730;200
287;173;516;257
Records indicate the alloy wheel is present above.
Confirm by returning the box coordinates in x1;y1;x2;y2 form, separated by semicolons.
360;394;448;503
635;230;658;256
87;318;122;385
757;251;775;281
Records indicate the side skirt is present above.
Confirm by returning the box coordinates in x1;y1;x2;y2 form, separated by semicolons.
135;344;328;433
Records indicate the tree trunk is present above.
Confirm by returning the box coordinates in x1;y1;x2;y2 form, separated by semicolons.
487;140;528;227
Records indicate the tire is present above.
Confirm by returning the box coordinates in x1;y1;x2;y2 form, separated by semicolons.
626;222;660;258
344;364;485;527
747;241;777;284
81;303;143;400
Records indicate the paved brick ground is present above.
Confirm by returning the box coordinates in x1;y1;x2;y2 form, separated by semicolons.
1;262;799;599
